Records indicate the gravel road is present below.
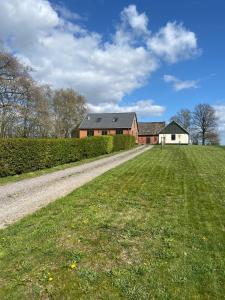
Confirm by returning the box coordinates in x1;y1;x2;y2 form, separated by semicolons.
0;145;152;228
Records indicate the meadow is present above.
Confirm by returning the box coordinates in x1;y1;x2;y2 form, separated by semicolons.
0;146;225;299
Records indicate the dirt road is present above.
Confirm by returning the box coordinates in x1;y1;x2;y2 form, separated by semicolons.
0;145;152;228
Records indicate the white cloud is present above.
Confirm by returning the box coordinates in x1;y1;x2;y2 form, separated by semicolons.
121;5;149;33
88;99;165;117
163;74;199;91
214;105;225;144
0;0;59;51
0;1;200;112
148;22;199;63
54;3;81;21
113;5;150;46
214;105;225;131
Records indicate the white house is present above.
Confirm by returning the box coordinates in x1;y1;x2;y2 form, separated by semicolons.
159;121;189;145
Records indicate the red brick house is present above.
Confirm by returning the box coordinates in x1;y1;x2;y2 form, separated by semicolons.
138;122;165;144
79;112;139;143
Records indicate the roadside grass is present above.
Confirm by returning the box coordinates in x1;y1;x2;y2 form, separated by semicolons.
0;145;225;299
0;148;134;186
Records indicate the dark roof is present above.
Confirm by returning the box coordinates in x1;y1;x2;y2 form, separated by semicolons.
79;112;137;129
138;122;165;135
159;121;189;134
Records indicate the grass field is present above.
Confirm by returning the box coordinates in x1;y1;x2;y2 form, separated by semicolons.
0;146;225;299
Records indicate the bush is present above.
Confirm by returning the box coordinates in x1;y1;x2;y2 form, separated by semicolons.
0;136;113;177
82;136;113;158
0;134;135;177
112;134;136;151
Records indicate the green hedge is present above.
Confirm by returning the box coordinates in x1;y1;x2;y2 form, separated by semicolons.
0;136;113;177
112;134;136;151
0;135;135;177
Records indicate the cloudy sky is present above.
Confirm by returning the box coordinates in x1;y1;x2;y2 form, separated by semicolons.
0;0;225;143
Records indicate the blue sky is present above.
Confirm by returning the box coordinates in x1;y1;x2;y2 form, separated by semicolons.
0;0;225;142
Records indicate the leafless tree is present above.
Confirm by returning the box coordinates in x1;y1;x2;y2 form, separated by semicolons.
0;50;28;136
53;89;87;138
0;50;87;138
192;104;218;145
32;85;53;138
205;131;220;145
170;109;191;130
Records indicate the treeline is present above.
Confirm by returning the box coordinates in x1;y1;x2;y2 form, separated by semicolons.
171;104;219;145
0;50;87;138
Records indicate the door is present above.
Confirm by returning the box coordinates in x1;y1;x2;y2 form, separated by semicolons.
146;137;151;144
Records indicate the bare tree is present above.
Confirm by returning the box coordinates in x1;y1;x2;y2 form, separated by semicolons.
192;104;218;145
170;109;191;130
0;50;28;136
205;131;220;145
0;50;87;138
32;85;53;138
15;78;53;138
15;77;37;137
53;89;87;138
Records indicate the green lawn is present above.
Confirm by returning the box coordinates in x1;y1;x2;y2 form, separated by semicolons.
0;146;225;299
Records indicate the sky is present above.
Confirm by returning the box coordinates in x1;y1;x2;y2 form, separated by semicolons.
0;0;225;143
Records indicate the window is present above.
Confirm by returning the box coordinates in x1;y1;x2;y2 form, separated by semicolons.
171;134;176;141
96;117;102;122
112;117;118;122
116;129;123;135
102;130;108;135
87;129;94;137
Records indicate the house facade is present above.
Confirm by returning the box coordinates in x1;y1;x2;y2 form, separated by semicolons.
79;112;138;142
138;122;165;144
159;121;189;144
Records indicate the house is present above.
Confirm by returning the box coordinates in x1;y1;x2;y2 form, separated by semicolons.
138;122;165;144
159;120;189;144
79;112;138;142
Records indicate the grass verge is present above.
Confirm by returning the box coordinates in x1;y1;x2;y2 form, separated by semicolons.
0;145;225;299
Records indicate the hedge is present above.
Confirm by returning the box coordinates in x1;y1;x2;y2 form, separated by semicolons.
0;134;135;177
0;136;113;177
112;134;136;151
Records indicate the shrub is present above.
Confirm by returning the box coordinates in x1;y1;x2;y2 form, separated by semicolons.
0;136;113;177
82;136;113;158
0;134;135;177
112;134;136;151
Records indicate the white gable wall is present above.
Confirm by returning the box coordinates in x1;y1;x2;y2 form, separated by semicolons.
159;133;189;144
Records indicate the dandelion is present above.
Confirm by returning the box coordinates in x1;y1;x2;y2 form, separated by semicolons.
48;277;53;282
70;262;77;269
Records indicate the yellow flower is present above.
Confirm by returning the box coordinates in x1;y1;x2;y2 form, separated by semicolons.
48;277;53;282
70;262;77;269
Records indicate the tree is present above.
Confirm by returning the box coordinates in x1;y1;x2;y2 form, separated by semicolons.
0;49;28;137
205;131;220;145
32;85;53;138
0;50;87;138
170;109;191;130
192;104;218;145
53;89;87;138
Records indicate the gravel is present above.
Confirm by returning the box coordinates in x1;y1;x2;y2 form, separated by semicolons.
0;145;152;228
